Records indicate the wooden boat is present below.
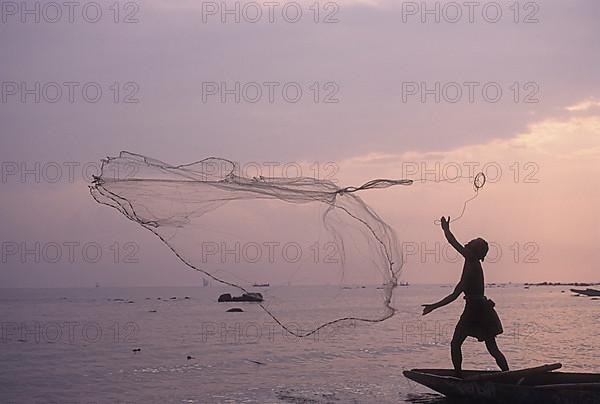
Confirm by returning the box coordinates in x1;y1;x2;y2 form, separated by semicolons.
403;363;600;403
570;288;600;296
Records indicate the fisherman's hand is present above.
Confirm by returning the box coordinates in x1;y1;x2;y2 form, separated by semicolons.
421;304;436;316
440;216;450;231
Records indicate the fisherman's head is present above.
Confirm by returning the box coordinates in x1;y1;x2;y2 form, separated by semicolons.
465;238;489;262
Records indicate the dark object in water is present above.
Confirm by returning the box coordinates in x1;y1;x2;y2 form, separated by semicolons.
403;363;600;404
570;288;600;297
184;296;190;299
227;308;244;312
170;297;177;300
526;281;600;287
218;292;263;302
149;310;157;313
132;348;141;353
187;355;194;360
252;283;270;287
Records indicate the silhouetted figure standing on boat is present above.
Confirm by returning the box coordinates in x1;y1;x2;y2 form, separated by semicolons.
422;216;509;375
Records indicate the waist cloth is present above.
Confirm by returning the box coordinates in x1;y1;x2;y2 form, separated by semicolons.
456;295;503;341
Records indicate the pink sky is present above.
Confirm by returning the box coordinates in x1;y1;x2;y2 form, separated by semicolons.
1;0;599;287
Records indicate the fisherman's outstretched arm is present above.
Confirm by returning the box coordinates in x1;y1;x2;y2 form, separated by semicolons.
422;281;463;315
435;282;463;308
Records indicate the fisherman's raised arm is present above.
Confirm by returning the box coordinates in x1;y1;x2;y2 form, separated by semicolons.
440;216;467;257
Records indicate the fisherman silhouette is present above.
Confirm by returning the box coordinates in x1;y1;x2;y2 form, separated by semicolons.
422;216;509;376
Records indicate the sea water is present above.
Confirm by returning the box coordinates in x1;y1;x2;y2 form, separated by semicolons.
1;285;598;403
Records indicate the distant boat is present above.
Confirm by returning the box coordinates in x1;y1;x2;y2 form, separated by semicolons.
95;282;100;288
399;281;409;286
404;363;600;404
252;283;270;287
570;288;600;296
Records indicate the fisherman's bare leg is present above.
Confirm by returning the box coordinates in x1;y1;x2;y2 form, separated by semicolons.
451;328;468;376
485;338;509;371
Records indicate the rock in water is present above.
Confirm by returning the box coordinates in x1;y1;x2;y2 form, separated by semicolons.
218;292;263;302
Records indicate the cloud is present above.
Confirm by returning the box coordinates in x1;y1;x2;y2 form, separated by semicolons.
335;102;600;283
566;98;600;112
